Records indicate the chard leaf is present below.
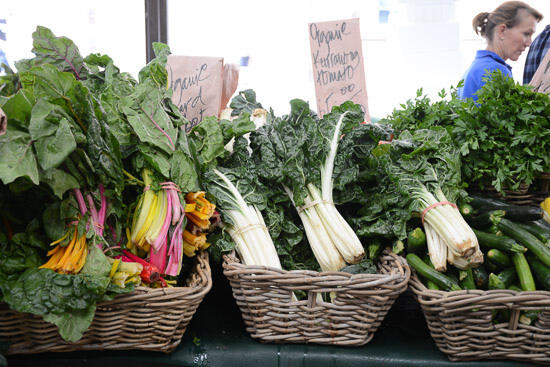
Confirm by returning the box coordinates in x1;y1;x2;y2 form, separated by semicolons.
230;89;263;116
0;127;39;184
171;150;199;192
138;42;170;86
80;245;111;278
124;84;178;155
28;99;75;140
139;145;171;179
31;26;87;79
42;201;66;241
191;116;225;167
34;118;77;170
40;168;79;199
43;304;95;343
1;89;35;128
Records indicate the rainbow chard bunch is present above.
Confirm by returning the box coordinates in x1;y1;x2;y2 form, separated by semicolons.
0;26;126;273
118;43;219;278
0;26;136;342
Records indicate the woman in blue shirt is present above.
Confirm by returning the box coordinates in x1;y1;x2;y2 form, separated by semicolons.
458;1;543;101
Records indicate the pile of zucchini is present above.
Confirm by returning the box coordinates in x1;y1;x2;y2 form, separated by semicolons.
407;195;550;295
407;195;550;324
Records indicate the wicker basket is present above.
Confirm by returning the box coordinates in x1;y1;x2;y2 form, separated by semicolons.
0;250;212;355
469;173;550;206
222;249;410;346
410;271;550;365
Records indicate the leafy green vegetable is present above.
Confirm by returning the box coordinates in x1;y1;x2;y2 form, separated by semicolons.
25;25;88;79
229;89;264;116
0;127;39;185
380;71;550;193
456;71;550;192
341;258;377;274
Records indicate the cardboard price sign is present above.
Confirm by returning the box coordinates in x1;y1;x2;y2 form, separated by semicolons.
166;55;224;132
528;49;550;95
308;18;370;119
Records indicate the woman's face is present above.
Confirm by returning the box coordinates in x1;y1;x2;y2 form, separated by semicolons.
500;12;537;61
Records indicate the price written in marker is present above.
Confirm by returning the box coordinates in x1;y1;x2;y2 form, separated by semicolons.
308;18;370;120
166;55;224;133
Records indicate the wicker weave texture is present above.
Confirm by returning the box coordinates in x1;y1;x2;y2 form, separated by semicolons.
410;272;550;365
223;250;410;346
470;172;549;206
0;250;211;355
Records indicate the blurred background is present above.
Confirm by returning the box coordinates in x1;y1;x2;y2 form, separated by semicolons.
2;0;549;118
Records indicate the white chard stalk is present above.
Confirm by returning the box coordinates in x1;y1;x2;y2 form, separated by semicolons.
424;222;447;272
317;112;365;264
417;186;479;258
285;186;346;272
287;112;365;270
213;169;282;270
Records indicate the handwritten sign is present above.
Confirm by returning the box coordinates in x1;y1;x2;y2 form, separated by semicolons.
166;55;224;132
308;18;370;119
529;49;550;95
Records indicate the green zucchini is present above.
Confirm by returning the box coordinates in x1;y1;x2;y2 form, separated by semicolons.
407;253;461;291
504;206;544;222
516;222;550;244
489;273;506;290
445;268;460;284
534;219;550;231
489;225;503;235
459;269;476;290
529;258;550;291
512;252;536;291
469;195;507;210
473;229;526;253
497;267;517;288
467;210;506;229
508;284;522;291
407;227;426;253
422;256;441;290
472;266;489;289
497;218;550;267
470;195;544;221
459;203;475;218
487;249;512;269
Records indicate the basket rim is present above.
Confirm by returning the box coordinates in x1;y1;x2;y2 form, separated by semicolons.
409;269;550;304
222;248;410;287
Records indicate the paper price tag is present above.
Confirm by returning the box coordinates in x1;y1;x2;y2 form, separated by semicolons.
309;18;370;119
166;55;224;132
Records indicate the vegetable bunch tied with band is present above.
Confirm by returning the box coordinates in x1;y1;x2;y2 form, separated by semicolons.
0;26;129;275
112;43;218;281
224;95;371;272
0;26;139;342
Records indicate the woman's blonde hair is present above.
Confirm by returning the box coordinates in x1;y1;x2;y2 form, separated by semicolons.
473;1;543;41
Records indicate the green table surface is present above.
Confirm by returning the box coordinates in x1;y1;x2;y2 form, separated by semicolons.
5;264;536;367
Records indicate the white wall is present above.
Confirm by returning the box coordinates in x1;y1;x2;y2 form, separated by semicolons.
2;0;549;119
2;0;145;78
168;0;550;118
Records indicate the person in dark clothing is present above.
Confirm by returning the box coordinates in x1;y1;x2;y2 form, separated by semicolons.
523;24;550;84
